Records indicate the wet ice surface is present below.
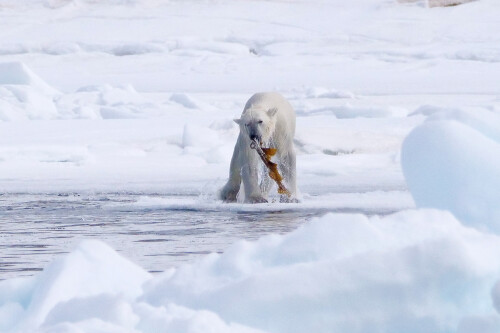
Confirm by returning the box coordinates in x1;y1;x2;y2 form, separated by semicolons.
0;192;405;280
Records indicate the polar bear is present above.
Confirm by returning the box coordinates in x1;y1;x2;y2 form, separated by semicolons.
220;92;298;203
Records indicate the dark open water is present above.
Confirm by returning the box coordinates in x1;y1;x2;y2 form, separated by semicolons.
0;192;401;280
0;193;324;280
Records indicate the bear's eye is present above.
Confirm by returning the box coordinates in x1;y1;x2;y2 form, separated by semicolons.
245;123;250;127
258;120;263;124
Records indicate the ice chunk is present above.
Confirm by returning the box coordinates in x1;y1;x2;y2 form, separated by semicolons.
0;62;58;96
306;87;355;99
23;240;151;327
401;109;500;232
0;62;60;120
0;86;58;120
170;93;199;109
141;209;500;333
43;294;139;329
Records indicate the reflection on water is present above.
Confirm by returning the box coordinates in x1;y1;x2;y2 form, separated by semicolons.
0;193;325;280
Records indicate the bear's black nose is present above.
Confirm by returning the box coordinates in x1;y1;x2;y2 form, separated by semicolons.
250;134;260;141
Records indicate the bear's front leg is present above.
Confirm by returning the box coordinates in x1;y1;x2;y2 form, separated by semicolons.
242;163;267;204
220;137;243;202
220;182;240;202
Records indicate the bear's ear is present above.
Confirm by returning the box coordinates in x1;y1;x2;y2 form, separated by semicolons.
267;108;278;118
233;118;242;125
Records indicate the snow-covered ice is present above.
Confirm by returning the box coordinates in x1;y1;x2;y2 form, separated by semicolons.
402;109;500;232
3;209;500;333
1;0;500;332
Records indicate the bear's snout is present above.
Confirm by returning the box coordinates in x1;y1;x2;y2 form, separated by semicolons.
248;126;261;142
250;133;261;142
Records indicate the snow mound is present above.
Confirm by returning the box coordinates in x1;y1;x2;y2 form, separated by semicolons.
0;86;58;121
141;209;500;333
402;108;500;232
305;87;355;99
409;105;459;117
298;104;407;118
0;62;58;96
28;240;150;329
4;210;500;332
170;93;199;109
56;84;160;119
0;64;163;121
112;42;166;56
0;240;262;333
0;62;59;121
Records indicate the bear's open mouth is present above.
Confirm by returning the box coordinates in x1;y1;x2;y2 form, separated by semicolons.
250;139;263;150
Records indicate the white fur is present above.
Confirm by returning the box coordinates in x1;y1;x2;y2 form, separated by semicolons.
220;92;298;203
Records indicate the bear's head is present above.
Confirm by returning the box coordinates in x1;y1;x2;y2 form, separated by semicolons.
234;107;278;144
